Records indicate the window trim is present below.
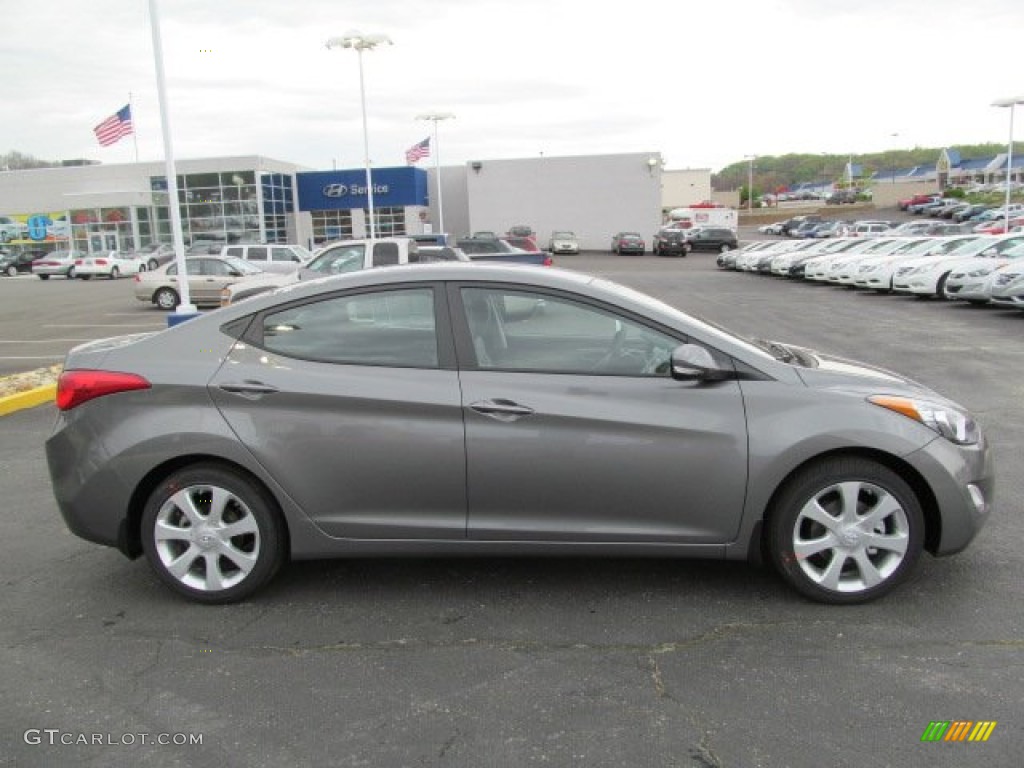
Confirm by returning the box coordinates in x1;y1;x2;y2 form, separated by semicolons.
243;281;457;370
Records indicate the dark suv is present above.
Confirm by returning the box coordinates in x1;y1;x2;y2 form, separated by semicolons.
652;226;692;256
684;227;739;253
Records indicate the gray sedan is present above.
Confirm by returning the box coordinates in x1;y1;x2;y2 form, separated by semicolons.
46;264;993;604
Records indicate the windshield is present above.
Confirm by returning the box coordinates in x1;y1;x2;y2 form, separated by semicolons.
306;245;366;274
223;256;264;275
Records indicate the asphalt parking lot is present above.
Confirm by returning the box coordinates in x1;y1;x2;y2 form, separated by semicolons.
2;250;1022;767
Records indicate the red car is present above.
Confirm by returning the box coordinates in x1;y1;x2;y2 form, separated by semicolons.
611;232;645;255
898;193;940;211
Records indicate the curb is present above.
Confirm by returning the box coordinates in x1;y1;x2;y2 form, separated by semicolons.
0;384;57;417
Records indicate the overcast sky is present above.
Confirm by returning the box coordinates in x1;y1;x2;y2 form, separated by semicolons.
3;0;1022;173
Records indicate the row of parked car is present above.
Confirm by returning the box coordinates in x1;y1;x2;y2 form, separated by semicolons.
718;228;1024;310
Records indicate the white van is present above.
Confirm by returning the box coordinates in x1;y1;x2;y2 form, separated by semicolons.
220;244;312;274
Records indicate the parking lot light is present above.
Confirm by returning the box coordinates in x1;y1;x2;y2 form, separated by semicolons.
326;31;393;240
992;96;1024;232
415;112;455;235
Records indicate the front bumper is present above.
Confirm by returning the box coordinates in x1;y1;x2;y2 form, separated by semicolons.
905;433;995;556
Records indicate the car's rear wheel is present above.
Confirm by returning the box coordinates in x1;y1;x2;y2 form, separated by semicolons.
38;274;49;280
80;275;91;280
767;457;923;604
141;464;287;603
66;266;75;279
935;273;950;300
154;287;179;310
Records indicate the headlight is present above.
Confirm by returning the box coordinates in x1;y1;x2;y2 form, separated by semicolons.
967;267;994;277
868;395;980;445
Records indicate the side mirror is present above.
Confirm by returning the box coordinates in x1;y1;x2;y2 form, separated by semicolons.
671;344;732;382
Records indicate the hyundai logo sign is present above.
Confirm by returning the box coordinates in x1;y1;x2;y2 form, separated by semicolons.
323;182;390;198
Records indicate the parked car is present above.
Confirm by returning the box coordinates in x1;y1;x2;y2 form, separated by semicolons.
46;263;992;605
611;232;645;255
851;222;891;238
548;231;580;255
134;255;265;309
984;261;1024;310
222;238;470;306
652;227;692;256
892;233;1024;296
221;244;313;274
457;237;553;265
74;251;147;279
131;242;176;270
506;225;535;239
504;236;542;253
943;242;1024;304
684;227;739;253
0;249;45;276
31;249;83;279
898;193;940;211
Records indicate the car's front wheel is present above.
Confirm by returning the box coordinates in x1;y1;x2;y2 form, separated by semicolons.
154;287;179;310
720;243;732;253
5;265;16;277
141;464;287;603
767;457;924;604
38;274;49;280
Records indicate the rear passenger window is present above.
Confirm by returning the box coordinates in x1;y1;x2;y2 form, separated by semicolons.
224;247;243;258
372;242;400;266
246;247;268;262
259;288;438;368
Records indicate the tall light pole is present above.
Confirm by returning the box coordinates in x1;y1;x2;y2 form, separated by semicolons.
743;154;756;211
992;96;1024;231
416;112;455;235
327;31;392;240
148;0;194;318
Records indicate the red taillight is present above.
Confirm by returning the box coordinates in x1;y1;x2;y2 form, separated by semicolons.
542;255;553;267
95;259;108;266
74;259;83;265
56;370;151;411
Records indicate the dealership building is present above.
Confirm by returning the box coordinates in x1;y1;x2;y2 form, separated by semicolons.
0;151;709;254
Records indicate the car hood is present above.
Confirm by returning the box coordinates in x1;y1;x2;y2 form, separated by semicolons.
778;344;934;396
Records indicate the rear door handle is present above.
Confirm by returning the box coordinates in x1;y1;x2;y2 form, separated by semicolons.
218;380;279;396
469;399;535;422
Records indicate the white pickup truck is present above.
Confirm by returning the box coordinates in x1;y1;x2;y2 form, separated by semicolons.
220;237;467;306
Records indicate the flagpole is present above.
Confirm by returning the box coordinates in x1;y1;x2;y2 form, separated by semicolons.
129;91;139;162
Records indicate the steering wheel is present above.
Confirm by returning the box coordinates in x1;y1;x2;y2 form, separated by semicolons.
591;321;628;371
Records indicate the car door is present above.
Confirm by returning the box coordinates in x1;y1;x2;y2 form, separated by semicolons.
451;284;749;544
208;283;467;539
190;258;236;303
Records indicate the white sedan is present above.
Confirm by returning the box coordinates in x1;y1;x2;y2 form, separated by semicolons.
892;233;1024;296
944;243;1024;304
74;251;146;280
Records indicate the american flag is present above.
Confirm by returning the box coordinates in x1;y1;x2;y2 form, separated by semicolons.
93;105;134;147
405;137;430;164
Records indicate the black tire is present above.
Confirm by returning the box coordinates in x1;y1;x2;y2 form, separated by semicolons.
38;274;49;280
766;457;924;604
154;287;179;310
935;272;950;300
80;275;91;280
66;266;75;279
110;267;120;279
5;265;16;277
141;464;287;604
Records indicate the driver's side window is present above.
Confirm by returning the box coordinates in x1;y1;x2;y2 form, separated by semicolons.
460;287;677;376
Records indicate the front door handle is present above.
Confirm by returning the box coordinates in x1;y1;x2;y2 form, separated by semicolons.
469;399;535;422
218;380;280;397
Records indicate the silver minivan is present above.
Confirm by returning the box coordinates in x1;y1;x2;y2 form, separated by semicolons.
221;244;312;274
